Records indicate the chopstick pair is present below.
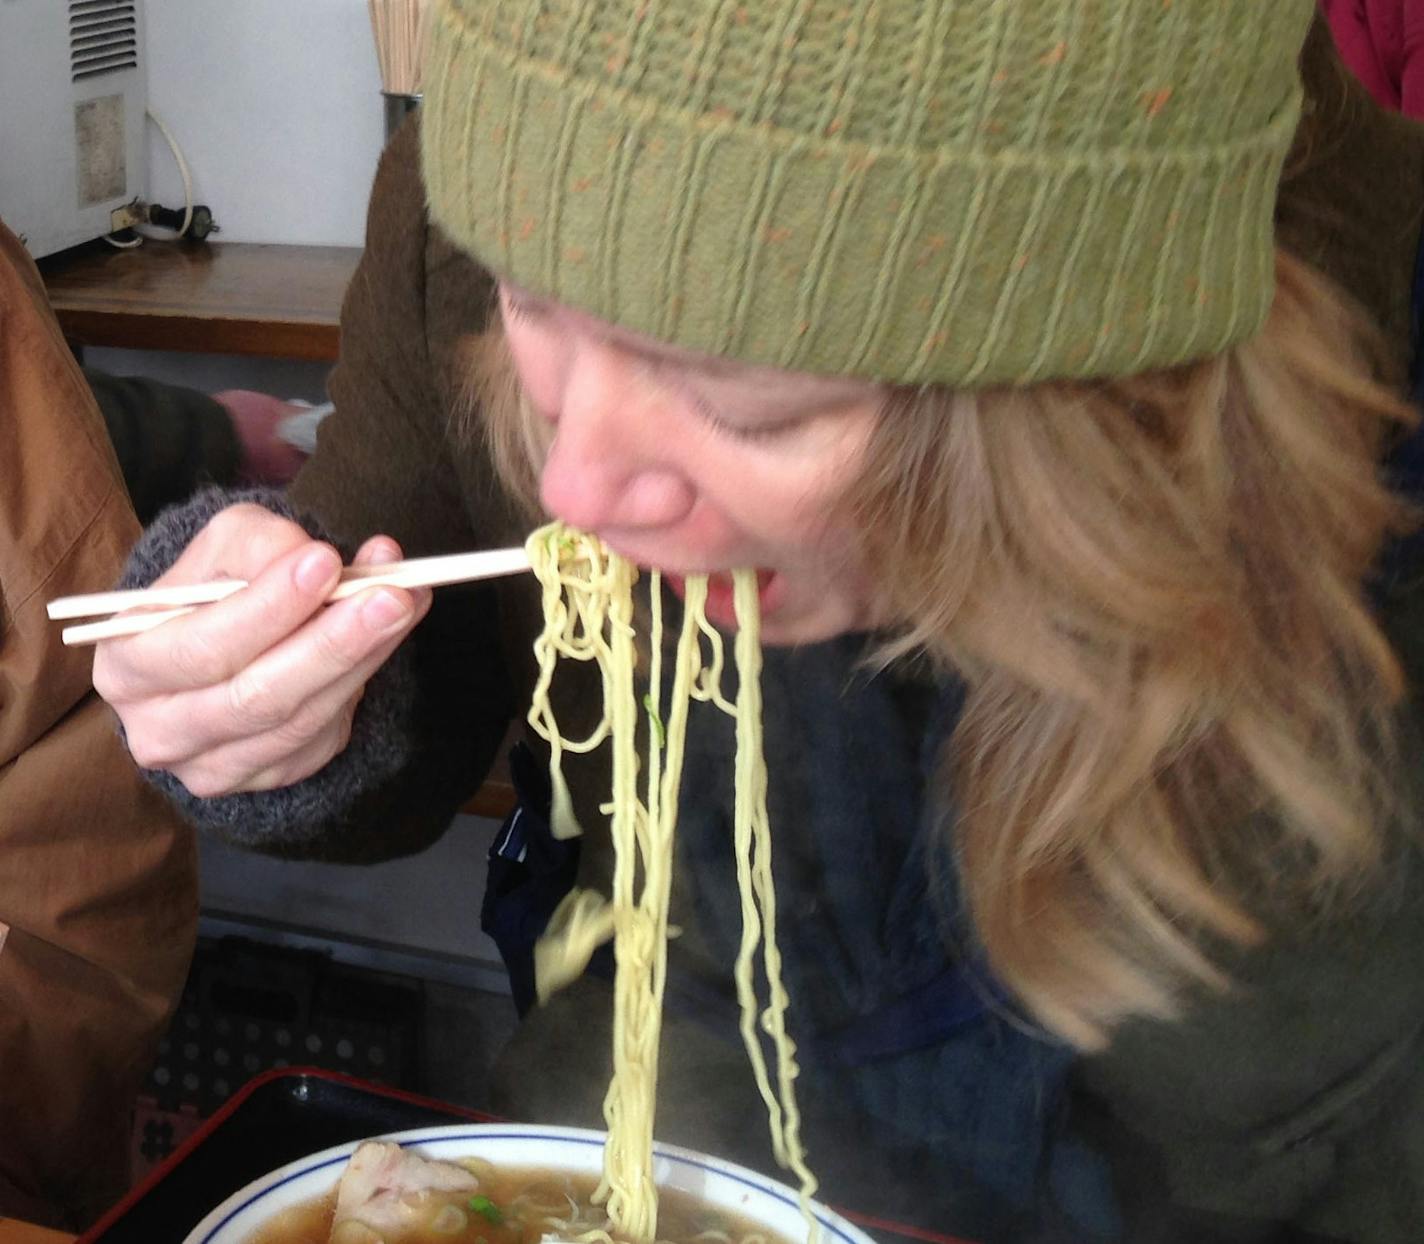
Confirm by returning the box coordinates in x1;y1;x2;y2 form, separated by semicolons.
48;546;531;647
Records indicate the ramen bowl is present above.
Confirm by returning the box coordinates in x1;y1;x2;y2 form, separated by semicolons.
182;1122;876;1244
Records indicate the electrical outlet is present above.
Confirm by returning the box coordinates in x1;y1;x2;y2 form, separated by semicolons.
109;200;146;232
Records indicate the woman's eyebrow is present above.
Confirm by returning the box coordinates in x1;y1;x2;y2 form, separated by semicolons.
620;335;752;380
625;335;867;397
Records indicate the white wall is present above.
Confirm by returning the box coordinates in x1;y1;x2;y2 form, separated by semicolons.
142;0;387;247
96;3;395;404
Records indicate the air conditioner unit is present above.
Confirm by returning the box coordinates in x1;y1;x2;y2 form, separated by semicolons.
0;0;147;258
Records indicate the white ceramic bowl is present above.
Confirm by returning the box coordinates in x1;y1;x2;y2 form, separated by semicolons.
182;1123;876;1244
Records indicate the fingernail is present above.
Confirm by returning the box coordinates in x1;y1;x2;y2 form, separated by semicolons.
362;589;410;632
295;547;339;593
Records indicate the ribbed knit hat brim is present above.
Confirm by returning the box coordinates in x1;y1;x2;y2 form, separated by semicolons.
422;0;1313;388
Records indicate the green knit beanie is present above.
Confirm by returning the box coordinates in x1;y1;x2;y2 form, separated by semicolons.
421;0;1315;388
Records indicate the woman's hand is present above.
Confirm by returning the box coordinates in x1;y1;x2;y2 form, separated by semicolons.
92;503;432;797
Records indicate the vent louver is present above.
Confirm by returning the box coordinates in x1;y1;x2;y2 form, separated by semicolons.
70;1;138;82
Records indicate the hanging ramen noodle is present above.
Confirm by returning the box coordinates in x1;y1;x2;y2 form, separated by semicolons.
524;523;819;1244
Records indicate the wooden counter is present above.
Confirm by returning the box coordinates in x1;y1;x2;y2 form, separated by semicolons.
0;1220;72;1244
463;758;515;819
39;240;360;362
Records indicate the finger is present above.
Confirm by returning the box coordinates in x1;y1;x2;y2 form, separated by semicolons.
151;503;314;587
94;507;316;707
352;534;404;567
98;537;344;701
240;690;364;792
179;697;361;797
349;535;433;616
122;639;363;775
160;584;428;763
115;560;431;773
129;623;369;778
169;588;413;790
241;722;355;793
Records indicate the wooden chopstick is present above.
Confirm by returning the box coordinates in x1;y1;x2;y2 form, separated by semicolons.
50;546;531;646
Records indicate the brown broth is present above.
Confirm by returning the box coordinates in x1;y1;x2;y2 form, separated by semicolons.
247;1163;790;1244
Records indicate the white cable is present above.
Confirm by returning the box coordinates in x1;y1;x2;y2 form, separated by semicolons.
98;108;193;248
144;106;194;238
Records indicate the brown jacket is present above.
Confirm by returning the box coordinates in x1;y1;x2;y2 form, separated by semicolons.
0;222;197;1229
275;21;1424;1242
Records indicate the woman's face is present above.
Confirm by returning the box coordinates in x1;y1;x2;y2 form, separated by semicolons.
499;281;886;644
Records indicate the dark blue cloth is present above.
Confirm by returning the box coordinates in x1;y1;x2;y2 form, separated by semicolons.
481;742;580;1017
669;638;1117;1240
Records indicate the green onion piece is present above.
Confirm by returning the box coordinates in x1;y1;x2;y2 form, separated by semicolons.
467;1195;503;1225
642;694;666;748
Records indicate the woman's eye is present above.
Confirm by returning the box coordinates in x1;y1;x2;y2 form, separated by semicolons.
690;395;800;444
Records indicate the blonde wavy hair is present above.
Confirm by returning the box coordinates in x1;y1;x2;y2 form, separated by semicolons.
466;250;1416;1050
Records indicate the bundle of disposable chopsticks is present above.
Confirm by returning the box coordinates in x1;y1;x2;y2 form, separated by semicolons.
369;0;433;95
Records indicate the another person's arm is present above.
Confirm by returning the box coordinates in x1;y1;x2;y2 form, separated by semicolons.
88;369;309;522
0;220;196;1232
86;369;240;522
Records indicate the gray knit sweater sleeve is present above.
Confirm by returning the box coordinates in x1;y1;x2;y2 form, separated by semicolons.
116;486;422;855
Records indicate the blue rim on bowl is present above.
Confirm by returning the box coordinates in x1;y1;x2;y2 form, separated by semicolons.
183;1123;877;1244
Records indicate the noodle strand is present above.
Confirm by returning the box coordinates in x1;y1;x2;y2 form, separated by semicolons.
526;523;818;1244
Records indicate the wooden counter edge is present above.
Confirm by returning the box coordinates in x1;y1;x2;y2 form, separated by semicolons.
50;308;341;363
461;778;516;821
0;1219;75;1244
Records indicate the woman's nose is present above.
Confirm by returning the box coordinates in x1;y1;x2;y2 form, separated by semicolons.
538;342;696;533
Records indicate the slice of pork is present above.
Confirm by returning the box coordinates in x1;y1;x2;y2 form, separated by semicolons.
329;1140;481;1242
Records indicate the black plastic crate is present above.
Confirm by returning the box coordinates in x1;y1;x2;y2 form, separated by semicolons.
142;935;423;1125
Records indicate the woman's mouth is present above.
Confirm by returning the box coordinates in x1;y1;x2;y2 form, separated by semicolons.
665;569;781;629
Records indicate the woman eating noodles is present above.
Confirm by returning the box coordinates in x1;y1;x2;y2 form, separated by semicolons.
92;2;1424;1239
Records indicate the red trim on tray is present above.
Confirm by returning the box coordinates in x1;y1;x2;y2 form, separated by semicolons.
833;1208;975;1244
78;1067;498;1243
